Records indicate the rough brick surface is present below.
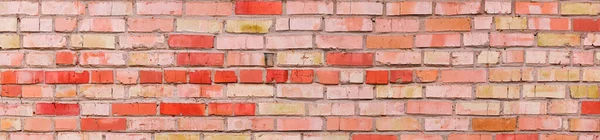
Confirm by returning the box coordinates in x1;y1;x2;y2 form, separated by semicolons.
0;1;596;139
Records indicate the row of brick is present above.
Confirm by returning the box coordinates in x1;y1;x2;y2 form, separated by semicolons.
1;101;598;116
2;17;600;33
5;1;600;16
4;68;600;84
3;33;598;50
1;83;600;99
5;49;600;68
0;116;598;132
1;133;599;140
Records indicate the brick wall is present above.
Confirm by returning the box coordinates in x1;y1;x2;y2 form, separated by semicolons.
0;0;598;140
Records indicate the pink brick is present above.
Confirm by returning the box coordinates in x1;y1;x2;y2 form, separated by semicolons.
79;18;126;32
277;117;323;131
440;69;486;83
0;103;33;116
79;52;126;66
178;118;225;131
286;1;333;15
374;18;419;32
185;2;232;16
326;85;374;99
20;18;52;32
216;36;264;50
375;51;421;65
316;35;363;49
336;2;382;15
504;101;547;114
226;52;265;66
474;16;493;29
88;1;132;15
128;117;176;131
406;100;453;115
359;101;404;115
424;118;469;131
573;51;594;66
23;34;66;48
227;118;273;131
528;17;570;30
463;32;489;46
55;17;77;32
518;116;561;130
0;52;23;67
416;33;461;47
308;102;355;116
9;133;54;140
25;52;54;67
490;33;535;47
0;1;38;15
41;1;85;15
485;1;512;14
127;18;174;32
136;1;182;15
401;134;443;140
119;35;166;49
325;17;372;32
425;85;472;98
326;117;373;131
266;35;313;49
387;2;433;15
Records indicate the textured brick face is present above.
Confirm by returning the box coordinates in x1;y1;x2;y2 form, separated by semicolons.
0;1;597;139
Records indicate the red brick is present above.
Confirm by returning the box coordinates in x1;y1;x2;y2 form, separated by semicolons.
168;34;214;49
139;70;162;84
573;19;600;32
290;69;314;83
91;70;113;84
366;70;389;85
326;52;374;67
235;1;282;15
176;52;224;66
208;103;255;116
160;103;205;116
111;103;157;116
1;85;21;97
496;134;539;140
164;70;186;83
81;118;127;131
316;70;339;85
45;71;90;84
582;101;600;115
188;70;211;84
240;69;263;83
353;134;397;140
390;70;413;83
1;70;44;84
56;51;76;65
214;70;237;83
36;103;80;116
266;69;288;83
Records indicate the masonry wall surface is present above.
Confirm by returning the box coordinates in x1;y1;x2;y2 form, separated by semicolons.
0;0;599;140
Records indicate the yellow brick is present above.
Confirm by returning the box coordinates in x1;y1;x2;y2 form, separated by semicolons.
71;34;116;49
258;103;305;115
523;84;566;98
0;118;21;131
376;85;423;98
205;134;251;140
570;85;600;99
225;20;272;34
561;3;600;15
477;51;500;64
537;68;580;81
0;34;19;49
276;51;323;66
476;85;520;99
489;68;521;82
155;134;200;140
537;33;581;47
495;17;527;30
176;19;222;33
583;69;600;81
